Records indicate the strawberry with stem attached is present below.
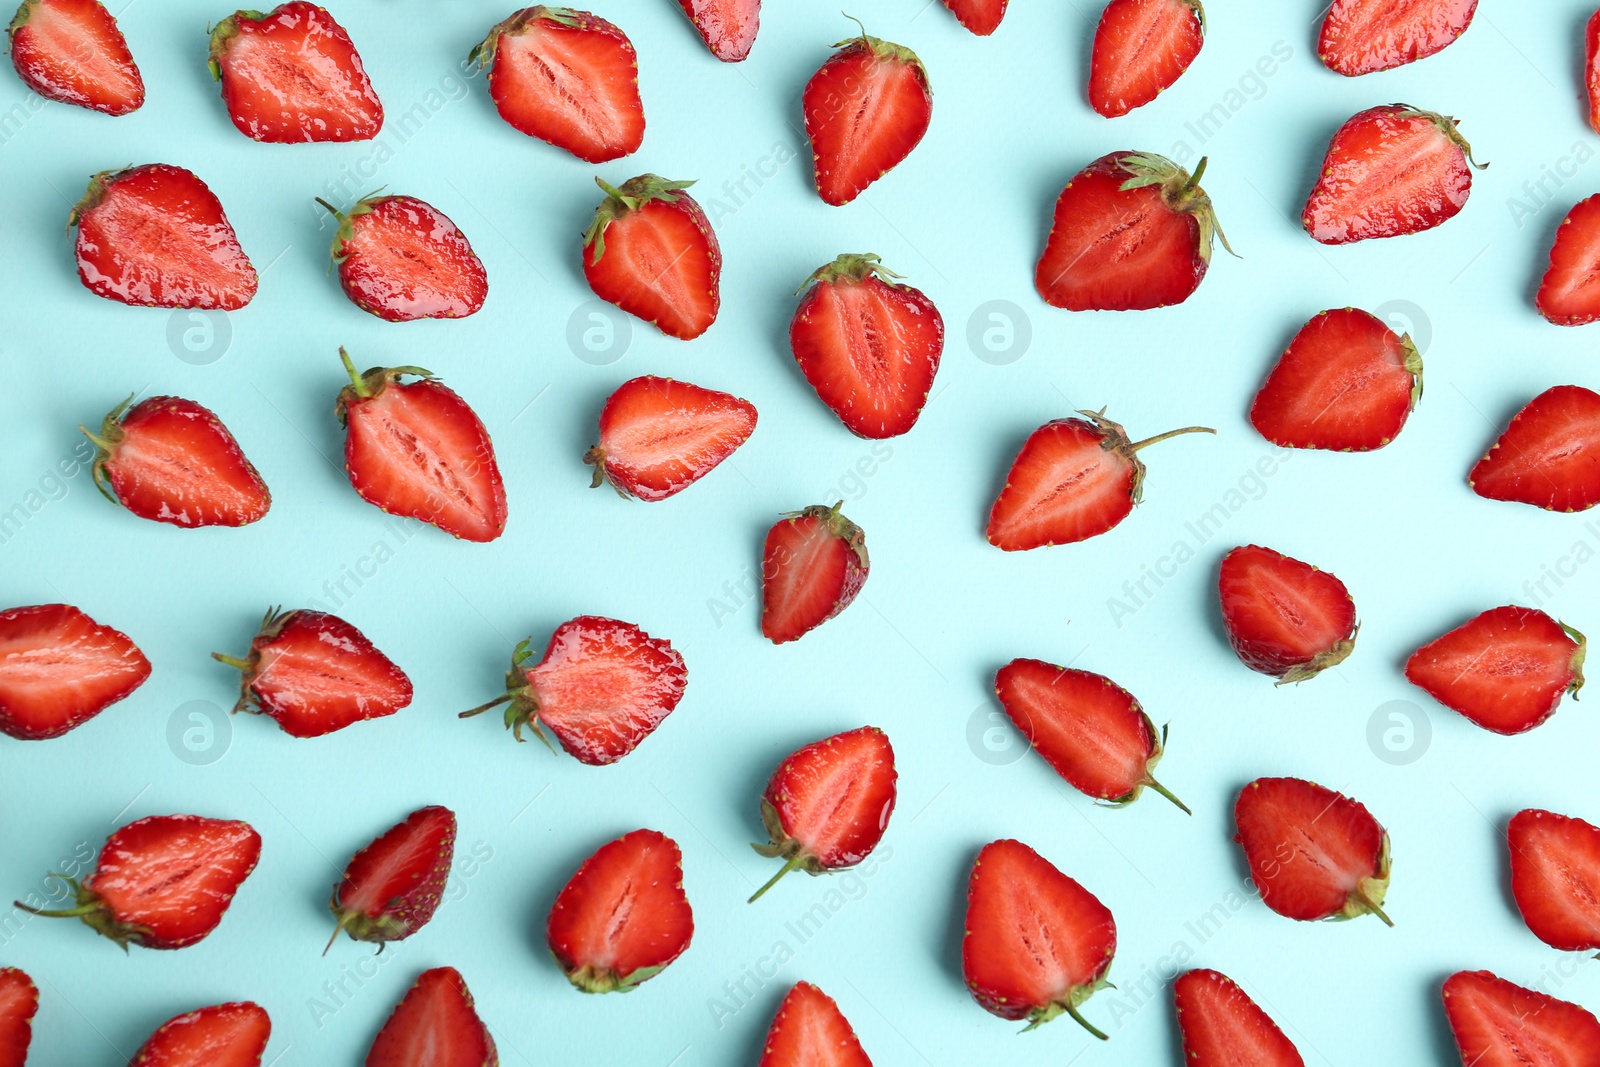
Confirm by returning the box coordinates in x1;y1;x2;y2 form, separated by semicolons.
0;967;38;1067
0;603;150;740
320;196;487;321
1174;969;1306;1067
1405;606;1585;735
365;968;497;1067
1509;808;1600;956
1218;545;1358;683
1469;385;1600;512
583;175;720;339
128;1002;271;1067
940;0;1007;35
326;806;456;954
761;503;869;643
1318;0;1477;77
1088;0;1204;118
8;0;143;114
584;376;757;501
674;0;758;62
1443;970;1600;1065
757;982;872;1067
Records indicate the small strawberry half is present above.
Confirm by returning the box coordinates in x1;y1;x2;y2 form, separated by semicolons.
1318;0;1477;77
802;23;931;206
1443;970;1600;1066
547;829;693;993
962;838;1117;1040
1174;969;1305;1067
471;7;644;162
994;659;1188;813
337;350;508;541
208;2;382;142
1469;385;1600;512
584;375;756;501
940;0;1007;35
1218;545;1357;683
327;806;456;954
1405;606;1585;735
1589;12;1600;136
71;164;257;309
1234;777;1392;926
789;253;944;439
675;0;758;61
1088;0;1204;118
366;967;497;1067
583;175;720;339
129;1002;270;1067
0;968;38;1067
1538;194;1600;325
321;196;487;321
1509;808;1600;955
16;814;261;950
986;409;1213;550
214;608;413;738
1249;308;1423;451
1035;152;1230;310
0;603;150;741
761;504;869;644
758;982;872;1067
461;616;686;764
8;0;143;114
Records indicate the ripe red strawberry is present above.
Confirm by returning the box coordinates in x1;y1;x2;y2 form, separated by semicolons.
1538;195;1600;325
749;727;896;902
1088;0;1203;118
321;196;487;321
1509;809;1600;954
761;504;869;643
1234;777;1392;926
994;659;1188;813
758;982;871;1067
71;165;257;309
471;7;644;162
1218;545;1357;683
1303;105;1482;244
0;968;38;1067
675;0;758;61
940;0;1007;35
1035;153;1230;310
213;608;413;738
583;175;720;339
584;375;757;501
1318;0;1477;77
366;968;497;1067
461;616;686;764
129;1002;270;1067
8;0;143;114
16;814;261;949
337;350;508;541
1589;13;1600;136
962;838;1116;1040
1174;969;1305;1067
1443;970;1600;1066
327;806;456;954
1405;606;1585;735
789;253;944;439
208;2;382;142
1469;385;1600;512
0;603;149;740
547;828;693;993
802;25;931;206
986;409;1213;550
1250;308;1423;451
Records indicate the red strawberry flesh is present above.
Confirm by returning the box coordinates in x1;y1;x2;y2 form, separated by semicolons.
761;504;869;643
8;0;144;114
1443;970;1600;1066
675;0;759;62
1318;0;1477;77
1218;545;1357;682
1088;0;1203;118
329;806;456;952
803;31;931;206
1174;968;1306;1067
586;376;757;501
1405;606;1584;734
330;196;487;321
1509;809;1600;954
757;982;871;1067
0;603;150;740
1469;385;1600;512
365;967;498;1067
1538;194;1600;325
1233;777;1391;925
129;1002;270;1067
583;175;721;340
940;0;1007;35
0;968;38;1067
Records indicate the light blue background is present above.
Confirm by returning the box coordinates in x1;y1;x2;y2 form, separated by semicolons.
1;0;1598;1063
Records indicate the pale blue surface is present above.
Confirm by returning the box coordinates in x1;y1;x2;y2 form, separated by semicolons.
2;1;1598;1063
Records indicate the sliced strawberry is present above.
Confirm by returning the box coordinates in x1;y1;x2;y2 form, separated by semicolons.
1234;777;1391;925
0;968;38;1067
585;376;757;501
214;608;413;738
129;1003;270;1067
0;603;150;740
940;0;1008;35
71;164;257;309
802;26;931;206
1509;809;1600;954
328;806;456;954
1218;545;1357;683
994;659;1188;812
1088;0;1204;118
8;0;143;114
461;616;686;765
1469;385;1600;512
1538;195;1600;325
758;982;871;1067
1405;606;1584;735
336;351;508;541
208;2;382;142
789;253;944;439
1318;0;1477;77
761;504;869;643
986;409;1213;550
1174;969;1305;1067
366;967;497;1067
1443;970;1600;1066
546;829;693;993
583;175;720;339
675;0;758;61
1589;13;1600;136
321;196;486;321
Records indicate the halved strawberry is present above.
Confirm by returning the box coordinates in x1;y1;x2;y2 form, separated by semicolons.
461;616;686;764
547;829;693;993
321;196;487;321
1318;0;1477;77
0;603;150;740
986;409;1213;550
940;0;1007;35
758;982;871;1067
1234;777;1392;926
366;967;497;1067
1443;970;1600;1066
1405;606;1585;735
1174;969;1305;1067
129;1003;270;1067
761;504;869;643
337;350;508;542
8;0;143;114
1088;0;1203;118
471;7;644;162
1509;809;1600;954
213;608;414;738
1218;545;1357;683
208;2;382;142
583;175;720;339
1538;195;1600;325
16;814;261;949
675;0;758;61
1250;308;1423;451
327;806;456;954
962;838;1117;1040
71;164;257;309
1035;152;1230;310
802;24;931;206
1469;385;1600;512
0;968;38;1067
994;659;1188;812
1589;12;1600;136
584;376;757;501
789;253;943;439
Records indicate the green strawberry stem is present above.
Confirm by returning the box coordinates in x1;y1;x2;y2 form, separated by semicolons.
1063;1002;1108;1042
323;911;355;956
211;653;252;671
339;348;370;397
12;877;97;919
1127;426;1215;452
1145;777;1191;815
458;693;513;718
748;852;806;904
1354;887;1394;928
